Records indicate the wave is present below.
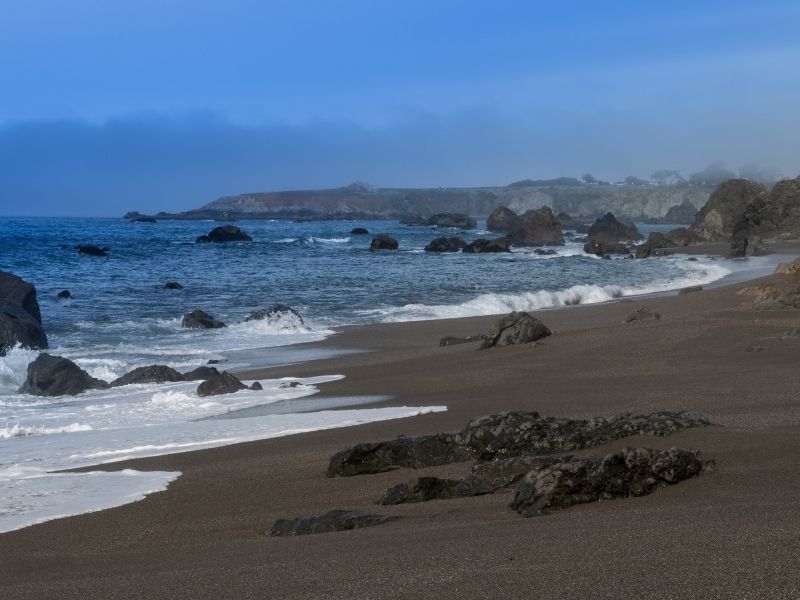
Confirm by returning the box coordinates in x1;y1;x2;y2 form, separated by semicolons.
0;346;40;395
0;422;92;439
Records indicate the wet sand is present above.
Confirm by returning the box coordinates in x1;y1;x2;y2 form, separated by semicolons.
2;265;800;599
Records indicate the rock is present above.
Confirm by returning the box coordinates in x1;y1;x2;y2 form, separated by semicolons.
509;447;705;516
245;304;304;327
0;272;48;355
57;290;72;300
665;227;702;247
486;207;523;234
182;366;220;380
250;381;263;390
479;312;551;348
110;365;184;387
679;285;703;295
424;236;466;252
265;510;399;537
196;225;252;243
775;258;800;277
426;213;477;229
534;248;557;255
584;239;631;257
164;281;183;289
279;381;302;388
663;200;698;224
462;238;511;253
18;353;109;396
512;207;565;246
778;328;800;340
439;334;486;347
327;410;709;477
181;309;226;329
350;227;369;235
131;216;157;223
377;477;461;505
746;345;765;352
728;216;750;258
555;212;583;228
369;235;399;251
625;307;661;322
77;245;109;256
399;215;427;226
196;371;247;396
207;359;225;364
737;285;800;310
586;213;643;247
635;232;675;258
691;179;767;242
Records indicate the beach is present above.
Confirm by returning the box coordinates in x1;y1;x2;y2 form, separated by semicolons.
2;264;800;599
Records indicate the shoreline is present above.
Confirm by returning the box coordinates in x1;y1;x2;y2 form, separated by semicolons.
3;249;800;598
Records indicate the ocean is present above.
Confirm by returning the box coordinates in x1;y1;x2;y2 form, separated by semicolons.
0;216;765;532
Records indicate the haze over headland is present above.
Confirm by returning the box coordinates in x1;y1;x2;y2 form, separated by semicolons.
2;0;800;216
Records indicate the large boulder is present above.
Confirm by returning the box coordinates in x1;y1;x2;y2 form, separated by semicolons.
663;199;698;224
486;207;523;234
245;304;304;327
181;309;226;329
196;370;247;396
586;212;643;246
426;213;477;229
691;179;766;242
110;365;184;387
462;238;511;253
18;354;109;396
265;510;399;536
480;312;551;348
0;272;48;355
513;207;564;246
196;225;253;243
508;447;705;516
369;235;399;251
424;236;467;252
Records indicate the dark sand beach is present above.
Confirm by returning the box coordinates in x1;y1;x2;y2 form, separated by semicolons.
2;267;800;599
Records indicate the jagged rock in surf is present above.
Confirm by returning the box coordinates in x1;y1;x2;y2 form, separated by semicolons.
181;309;226;329
245;304;305;327
110;365;184;387
586;213;642;248
196;370;247;396
182;366;220;381
18;353;109;396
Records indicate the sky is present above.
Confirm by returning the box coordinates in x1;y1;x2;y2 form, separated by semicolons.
1;0;800;216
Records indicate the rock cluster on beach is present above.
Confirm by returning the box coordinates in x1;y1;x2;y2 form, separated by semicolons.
0;271;48;356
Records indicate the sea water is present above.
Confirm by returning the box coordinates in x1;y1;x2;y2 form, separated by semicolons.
0;216;763;532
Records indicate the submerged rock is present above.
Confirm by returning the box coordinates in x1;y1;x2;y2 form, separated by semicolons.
196;371;247;396
350;227;369;235
110;365;184;387
57;289;72;300
181;309;226;329
509;447;705;516
480;312;551;348
18;353;109;396
369;235;399;251
265;510;399;536
76;245;109;256
164;281;183;289
196;225;252;243
0;271;48;355
462;238;511;253
424;236;467;252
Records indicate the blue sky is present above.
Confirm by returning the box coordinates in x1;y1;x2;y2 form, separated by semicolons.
2;0;800;216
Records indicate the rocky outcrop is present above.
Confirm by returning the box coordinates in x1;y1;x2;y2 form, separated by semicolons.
327;410;710;477
663;199;698;224
18;354;109;396
131;216;157;223
479;312;551;348
265;510;399;536
110;365;184;387
691;179;767;242
586;213;642;245
350;227;369;235
556;212;583;228
245;304;304;327
0;271;48;356
486;207;523;234
196;225;253;243
77;245;109;256
426;213;477;229
181;309;226;329
369;235;399;251
513;207;565;246
182;366;220;380
424;237;466;252
625;307;661;322
509;447;705;516
196;371;247;396
462;238;511;253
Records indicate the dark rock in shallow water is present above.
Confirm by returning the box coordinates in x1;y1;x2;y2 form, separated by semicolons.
196;225;252;243
76;245;109;256
196;371;247;396
131;216;157;223
182;366;220;381
18;353;109;396
625;307;661;323
426;213;477;229
350;227;369;235
181;309;226;329
480;311;551;348
250;381;263;390
327;410;710;477
584;239;631;257
164;281;183;290
534;248;557;255
279;381;302;389
265;510;399;537
57;290;72;300
110;365;183;387
462;238;511;253
513;206;565;246
245;304;304;326
509;447;705;516
439;334;487;347
0;272;48;355
586;212;643;246
424;236;466;252
369;235;399;251
486;207;523;235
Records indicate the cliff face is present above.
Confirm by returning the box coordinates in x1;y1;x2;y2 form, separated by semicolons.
152;183;710;222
